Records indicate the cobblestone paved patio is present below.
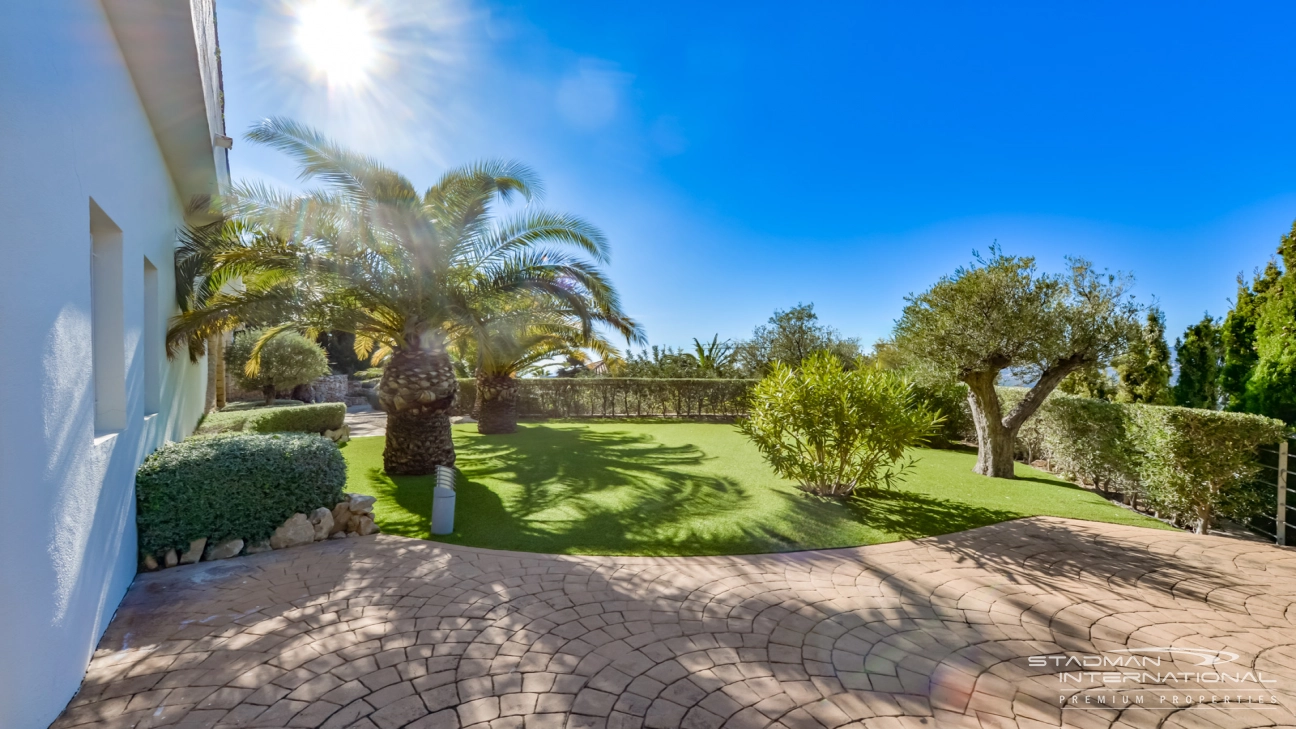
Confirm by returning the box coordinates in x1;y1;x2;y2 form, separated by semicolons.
54;517;1296;729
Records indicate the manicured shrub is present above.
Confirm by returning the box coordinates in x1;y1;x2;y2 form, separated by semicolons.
194;401;343;435
450;377;755;418
226;328;331;404
245;402;345;433
740;353;941;497
136;433;346;557
1006;388;1286;532
1126;405;1285;533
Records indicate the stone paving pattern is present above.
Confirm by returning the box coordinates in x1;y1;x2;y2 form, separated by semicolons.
54;517;1296;729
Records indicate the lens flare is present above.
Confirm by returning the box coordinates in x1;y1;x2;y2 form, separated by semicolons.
295;0;377;87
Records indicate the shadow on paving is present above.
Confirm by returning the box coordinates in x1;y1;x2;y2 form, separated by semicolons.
52;516;1296;729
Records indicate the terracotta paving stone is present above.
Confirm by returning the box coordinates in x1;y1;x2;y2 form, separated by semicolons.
52;517;1296;729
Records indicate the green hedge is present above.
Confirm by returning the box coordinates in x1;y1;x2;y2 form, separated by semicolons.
1003;387;1287;531
136;433;346;557
451;378;756;418
195;402;345;435
1127;405;1286;531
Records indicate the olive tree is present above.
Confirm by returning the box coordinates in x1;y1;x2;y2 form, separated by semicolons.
893;249;1139;478
226;328;330;404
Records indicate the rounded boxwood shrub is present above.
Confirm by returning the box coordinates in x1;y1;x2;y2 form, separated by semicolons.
136;432;346;558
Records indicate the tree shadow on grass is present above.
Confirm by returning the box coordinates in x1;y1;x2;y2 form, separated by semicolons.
841;488;1025;541
366;423;806;555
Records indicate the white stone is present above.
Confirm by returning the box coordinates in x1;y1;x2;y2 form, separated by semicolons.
450;415;477;425
309;507;334;541
269;513;315;549
348;494;377;514
355;515;378;536
164;549;178;568
205;539;243;561
179;537;206;565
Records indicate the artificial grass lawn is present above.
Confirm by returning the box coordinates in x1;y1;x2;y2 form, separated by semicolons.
341;421;1172;556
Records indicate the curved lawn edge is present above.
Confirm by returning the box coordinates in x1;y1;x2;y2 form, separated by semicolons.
340;422;1173;557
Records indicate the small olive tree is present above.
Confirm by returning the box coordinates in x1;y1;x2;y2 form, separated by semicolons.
740;352;941;497
226;329;330;404
893;248;1139;478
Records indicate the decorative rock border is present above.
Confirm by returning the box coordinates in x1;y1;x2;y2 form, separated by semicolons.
140;492;380;572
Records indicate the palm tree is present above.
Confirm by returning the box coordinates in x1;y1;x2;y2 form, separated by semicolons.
460;302;636;434
691;335;736;376
167;117;634;475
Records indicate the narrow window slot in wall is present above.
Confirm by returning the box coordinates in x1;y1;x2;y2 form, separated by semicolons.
143;257;160;415
90;199;126;435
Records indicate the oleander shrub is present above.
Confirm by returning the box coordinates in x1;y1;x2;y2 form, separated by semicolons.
226;328;331;404
1125;406;1286;533
195;402;344;435
135;433;346;557
740;353;942;497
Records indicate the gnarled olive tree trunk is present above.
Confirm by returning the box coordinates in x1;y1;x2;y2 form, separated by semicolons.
475;373;518;434
963;358;1084;479
378;343;458;475
966;372;1019;478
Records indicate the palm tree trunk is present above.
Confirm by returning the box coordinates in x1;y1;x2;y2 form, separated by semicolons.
379;345;458;475
476;373;518;434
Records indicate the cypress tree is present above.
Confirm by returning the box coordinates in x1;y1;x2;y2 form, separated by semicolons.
1172;314;1222;409
1115;307;1173;404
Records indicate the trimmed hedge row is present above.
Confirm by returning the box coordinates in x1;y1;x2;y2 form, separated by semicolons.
196;402;346;435
136;433;346;557
1003;387;1287;531
452;378;756;418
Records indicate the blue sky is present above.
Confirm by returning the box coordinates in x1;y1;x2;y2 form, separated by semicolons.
218;0;1296;352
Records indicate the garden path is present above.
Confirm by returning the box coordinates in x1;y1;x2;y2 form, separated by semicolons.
54;517;1296;729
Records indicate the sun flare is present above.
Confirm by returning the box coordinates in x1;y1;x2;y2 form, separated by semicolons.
295;0;377;87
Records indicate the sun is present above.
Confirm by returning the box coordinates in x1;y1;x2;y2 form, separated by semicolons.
295;0;377;87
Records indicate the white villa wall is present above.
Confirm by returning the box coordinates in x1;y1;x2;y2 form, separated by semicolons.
0;2;216;726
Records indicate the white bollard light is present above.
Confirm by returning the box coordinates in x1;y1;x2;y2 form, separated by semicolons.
431;465;456;535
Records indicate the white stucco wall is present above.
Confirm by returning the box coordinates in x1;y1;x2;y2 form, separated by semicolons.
0;2;213;726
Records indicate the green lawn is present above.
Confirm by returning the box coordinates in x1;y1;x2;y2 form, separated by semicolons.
341;421;1171;556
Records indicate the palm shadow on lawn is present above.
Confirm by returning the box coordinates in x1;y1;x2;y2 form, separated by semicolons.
355;424;1032;555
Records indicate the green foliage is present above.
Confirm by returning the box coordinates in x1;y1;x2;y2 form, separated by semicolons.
1058;363;1117;400
739;353;941;497
691;335;737;377
1114;308;1172;404
353;368;385;381
225;328;330;401
245;403;345;433
1126;405;1286;532
195;401;344;435
1003;388;1137;490
1173;314;1223;409
894;249;1138;383
452;378;754;418
1220;221;1296;422
135;433;346;557
1009;388;1286;532
735;304;861;376
893;247;1140;476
